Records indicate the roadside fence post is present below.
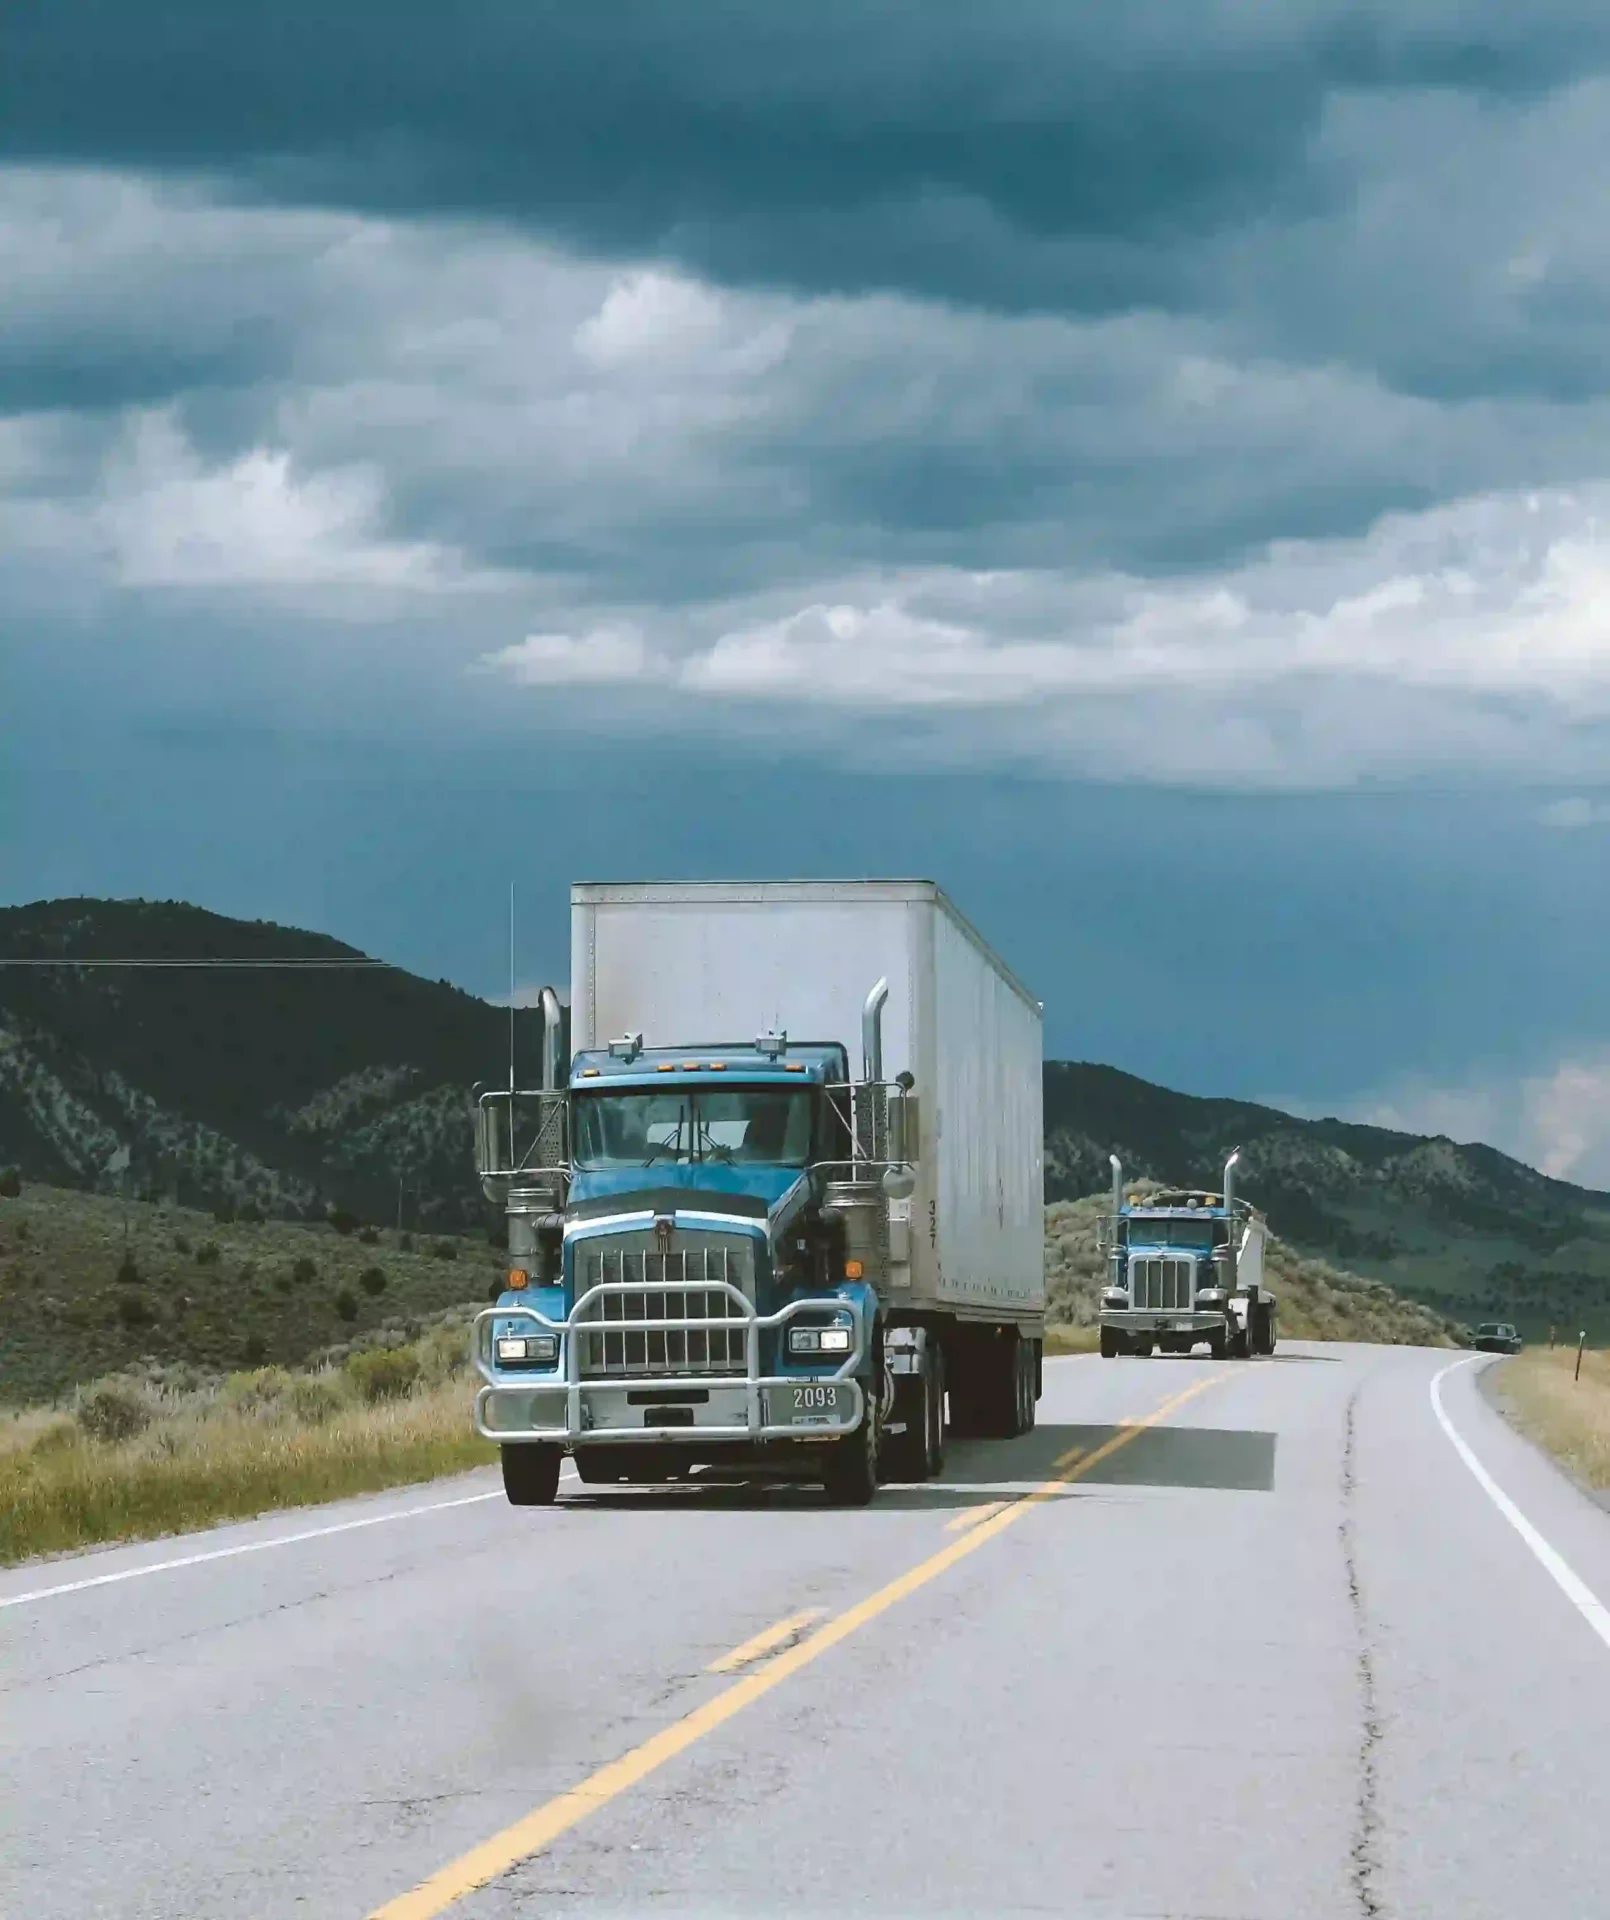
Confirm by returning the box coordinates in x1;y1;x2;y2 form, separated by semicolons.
1576;1331;1587;1382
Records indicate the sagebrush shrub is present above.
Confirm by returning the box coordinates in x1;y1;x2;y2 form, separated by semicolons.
345;1346;420;1403
334;1288;359;1322
77;1381;153;1444
359;1265;387;1296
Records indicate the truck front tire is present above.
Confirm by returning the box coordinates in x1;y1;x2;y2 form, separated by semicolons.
822;1402;879;1506
501;1443;561;1506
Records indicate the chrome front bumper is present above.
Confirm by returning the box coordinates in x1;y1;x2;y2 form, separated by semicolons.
472;1281;867;1445
1100;1309;1226;1335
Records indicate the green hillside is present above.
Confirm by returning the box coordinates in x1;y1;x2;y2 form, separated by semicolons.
0;898;541;1229
0;1183;500;1404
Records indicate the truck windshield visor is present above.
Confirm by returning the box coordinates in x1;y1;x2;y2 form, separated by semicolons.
572;1087;814;1170
1126;1218;1216;1250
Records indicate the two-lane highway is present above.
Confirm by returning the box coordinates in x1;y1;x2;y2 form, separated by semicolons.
6;1344;1610;1918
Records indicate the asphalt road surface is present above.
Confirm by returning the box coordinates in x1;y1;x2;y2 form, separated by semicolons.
8;1342;1610;1920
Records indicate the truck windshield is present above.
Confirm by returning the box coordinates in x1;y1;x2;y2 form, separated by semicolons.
1125;1217;1216;1250
572;1087;815;1170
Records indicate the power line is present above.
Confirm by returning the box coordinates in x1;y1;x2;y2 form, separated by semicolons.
0;958;399;970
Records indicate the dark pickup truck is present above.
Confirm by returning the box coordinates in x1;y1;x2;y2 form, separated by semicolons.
1473;1321;1523;1354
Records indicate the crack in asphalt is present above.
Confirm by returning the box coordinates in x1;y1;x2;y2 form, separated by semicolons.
1341;1382;1385;1920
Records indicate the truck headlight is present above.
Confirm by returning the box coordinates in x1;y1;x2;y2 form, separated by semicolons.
1194;1289;1228;1308
1101;1290;1127;1309
497;1334;559;1364
789;1323;853;1356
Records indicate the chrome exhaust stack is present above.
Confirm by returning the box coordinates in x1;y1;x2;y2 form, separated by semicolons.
1223;1147;1241;1218
862;976;889;1084
1222;1147;1242;1291
540;986;564;1092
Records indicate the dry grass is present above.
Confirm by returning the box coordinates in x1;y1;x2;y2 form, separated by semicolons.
1043;1325;1101;1356
0;1318;494;1566
1490;1345;1610;1493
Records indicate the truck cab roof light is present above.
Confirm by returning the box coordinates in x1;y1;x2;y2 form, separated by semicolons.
784;1062;806;1073
656;1063;676;1072
707;1061;726;1070
581;1067;600;1077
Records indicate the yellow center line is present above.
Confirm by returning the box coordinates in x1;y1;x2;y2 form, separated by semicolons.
943;1499;1008;1533
365;1369;1227;1920
706;1606;826;1673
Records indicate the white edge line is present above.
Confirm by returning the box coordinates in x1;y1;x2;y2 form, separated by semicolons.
1431;1354;1610;1653
0;1486;508;1612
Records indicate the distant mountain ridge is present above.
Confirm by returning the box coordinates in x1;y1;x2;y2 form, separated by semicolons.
4;900;1609;1332
0;899;528;1229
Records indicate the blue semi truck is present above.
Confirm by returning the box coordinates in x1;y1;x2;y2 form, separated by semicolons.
1098;1152;1277;1360
471;880;1045;1506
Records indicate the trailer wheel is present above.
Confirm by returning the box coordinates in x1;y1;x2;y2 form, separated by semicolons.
501;1443;561;1506
822;1399;879;1506
1010;1339;1032;1433
985;1329;1024;1438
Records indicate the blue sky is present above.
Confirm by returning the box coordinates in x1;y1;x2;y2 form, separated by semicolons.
6;4;1610;1179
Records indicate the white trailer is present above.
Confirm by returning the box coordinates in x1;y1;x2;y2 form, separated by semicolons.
473;880;1044;1505
572;879;1046;1329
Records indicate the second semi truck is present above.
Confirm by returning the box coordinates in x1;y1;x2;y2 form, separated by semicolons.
1098;1152;1277;1359
472;879;1044;1506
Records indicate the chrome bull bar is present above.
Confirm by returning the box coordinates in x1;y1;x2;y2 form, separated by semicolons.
472;1281;868;1445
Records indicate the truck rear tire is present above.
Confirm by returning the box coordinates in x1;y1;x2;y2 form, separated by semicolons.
501;1443;561;1506
883;1363;932;1484
1256;1304;1277;1355
925;1344;947;1477
822;1403;879;1506
1016;1340;1036;1433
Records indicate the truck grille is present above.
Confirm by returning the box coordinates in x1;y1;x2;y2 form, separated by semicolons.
1131;1256;1195;1312
575;1235;754;1378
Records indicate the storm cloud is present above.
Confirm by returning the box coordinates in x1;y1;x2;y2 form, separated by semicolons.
11;5;1610;1152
